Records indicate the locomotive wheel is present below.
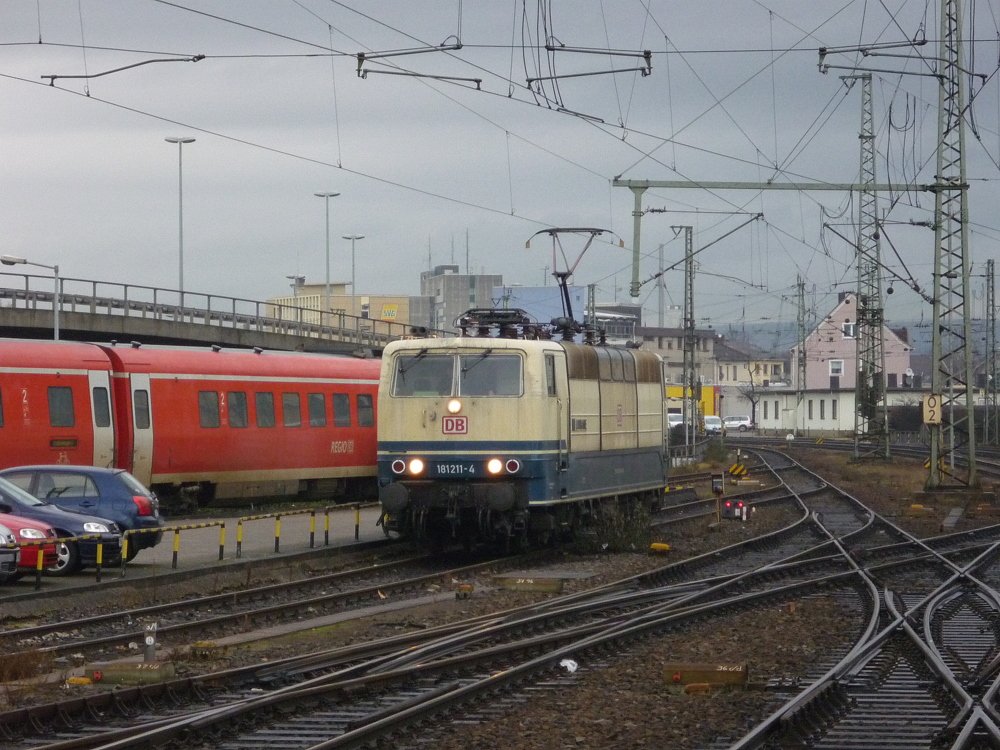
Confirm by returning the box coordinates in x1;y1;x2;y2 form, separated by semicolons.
47;542;81;576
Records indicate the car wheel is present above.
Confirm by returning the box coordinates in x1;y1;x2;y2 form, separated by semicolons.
47;542;81;576
739;425;748;432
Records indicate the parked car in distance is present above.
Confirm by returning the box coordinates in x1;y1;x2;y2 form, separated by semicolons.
0;523;20;583
0;466;163;561
0;512;58;575
667;413;684;428
0;477;121;575
703;415;724;435
723;415;755;432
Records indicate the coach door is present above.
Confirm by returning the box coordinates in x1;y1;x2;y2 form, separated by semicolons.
88;371;115;467
129;373;154;486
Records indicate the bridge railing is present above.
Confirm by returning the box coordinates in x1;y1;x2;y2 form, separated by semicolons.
0;272;446;346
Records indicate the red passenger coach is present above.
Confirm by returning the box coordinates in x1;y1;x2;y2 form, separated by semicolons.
0;340;381;511
101;346;380;509
0;340;116;469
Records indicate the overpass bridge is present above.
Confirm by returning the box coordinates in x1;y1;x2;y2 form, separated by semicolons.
0;271;440;355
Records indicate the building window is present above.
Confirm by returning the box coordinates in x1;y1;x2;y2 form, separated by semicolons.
774;400;779;420
830;360;844;376
842;321;856;338
763;401;768;419
820;399;825;420
832;399;838;419
808;399;813;420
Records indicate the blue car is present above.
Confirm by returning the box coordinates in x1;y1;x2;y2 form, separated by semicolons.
0;466;163;562
0;477;121;575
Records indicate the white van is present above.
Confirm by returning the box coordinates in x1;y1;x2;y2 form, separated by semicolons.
703;415;724;435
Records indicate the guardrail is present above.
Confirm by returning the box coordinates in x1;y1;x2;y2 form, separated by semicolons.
0;271;450;347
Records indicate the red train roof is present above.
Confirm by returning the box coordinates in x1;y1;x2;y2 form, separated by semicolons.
98;344;381;380
0;339;113;370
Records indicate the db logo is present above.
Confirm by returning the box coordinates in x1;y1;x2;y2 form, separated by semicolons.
442;416;468;434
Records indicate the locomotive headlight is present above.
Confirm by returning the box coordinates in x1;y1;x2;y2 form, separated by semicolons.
408;458;425;475
391;460;406;474
486;458;504;475
447;399;462;414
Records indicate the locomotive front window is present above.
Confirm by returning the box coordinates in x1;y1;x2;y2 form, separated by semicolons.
459;353;522;396
393;354;454;397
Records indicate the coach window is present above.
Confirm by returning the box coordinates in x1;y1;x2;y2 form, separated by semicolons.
308;393;327;427
48;386;74;427
199;391;221;428
134;390;151;429
333;393;351;427
282;393;302;427
255;392;275;428
357;394;374;427
228;391;248;428
92;387;111;428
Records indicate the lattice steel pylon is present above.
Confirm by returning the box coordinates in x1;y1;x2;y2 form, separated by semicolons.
796;276;806;435
676;225;697;447
928;0;977;488
850;73;890;460
986;259;997;445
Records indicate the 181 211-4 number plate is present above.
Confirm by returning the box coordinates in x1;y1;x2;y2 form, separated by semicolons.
434;463;476;476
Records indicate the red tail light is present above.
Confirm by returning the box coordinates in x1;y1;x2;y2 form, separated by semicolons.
132;495;154;516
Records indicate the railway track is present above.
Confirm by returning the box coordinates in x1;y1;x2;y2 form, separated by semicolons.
6;447;1000;749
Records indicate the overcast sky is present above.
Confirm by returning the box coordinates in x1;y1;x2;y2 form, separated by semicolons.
2;1;999;334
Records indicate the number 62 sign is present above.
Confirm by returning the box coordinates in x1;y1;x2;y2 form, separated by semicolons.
922;394;943;425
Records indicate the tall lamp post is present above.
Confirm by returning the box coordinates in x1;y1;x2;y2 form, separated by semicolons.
165;136;195;294
1;255;59;340
341;234;365;304
314;192;340;323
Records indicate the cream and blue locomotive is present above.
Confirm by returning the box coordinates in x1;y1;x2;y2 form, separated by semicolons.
377;308;668;548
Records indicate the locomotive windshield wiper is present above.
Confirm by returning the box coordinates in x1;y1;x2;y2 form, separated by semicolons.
461;349;492;373
397;348;428;376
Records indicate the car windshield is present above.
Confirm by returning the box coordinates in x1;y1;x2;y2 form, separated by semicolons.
0;476;47;507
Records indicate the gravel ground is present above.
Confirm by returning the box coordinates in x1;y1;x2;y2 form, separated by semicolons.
6;446;988;749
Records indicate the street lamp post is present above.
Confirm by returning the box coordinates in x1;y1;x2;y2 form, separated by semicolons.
165;137;195;294
1;255;59;340
314;192;340;324
341;234;365;304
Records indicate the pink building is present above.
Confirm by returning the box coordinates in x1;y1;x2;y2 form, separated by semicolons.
791;292;913;390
